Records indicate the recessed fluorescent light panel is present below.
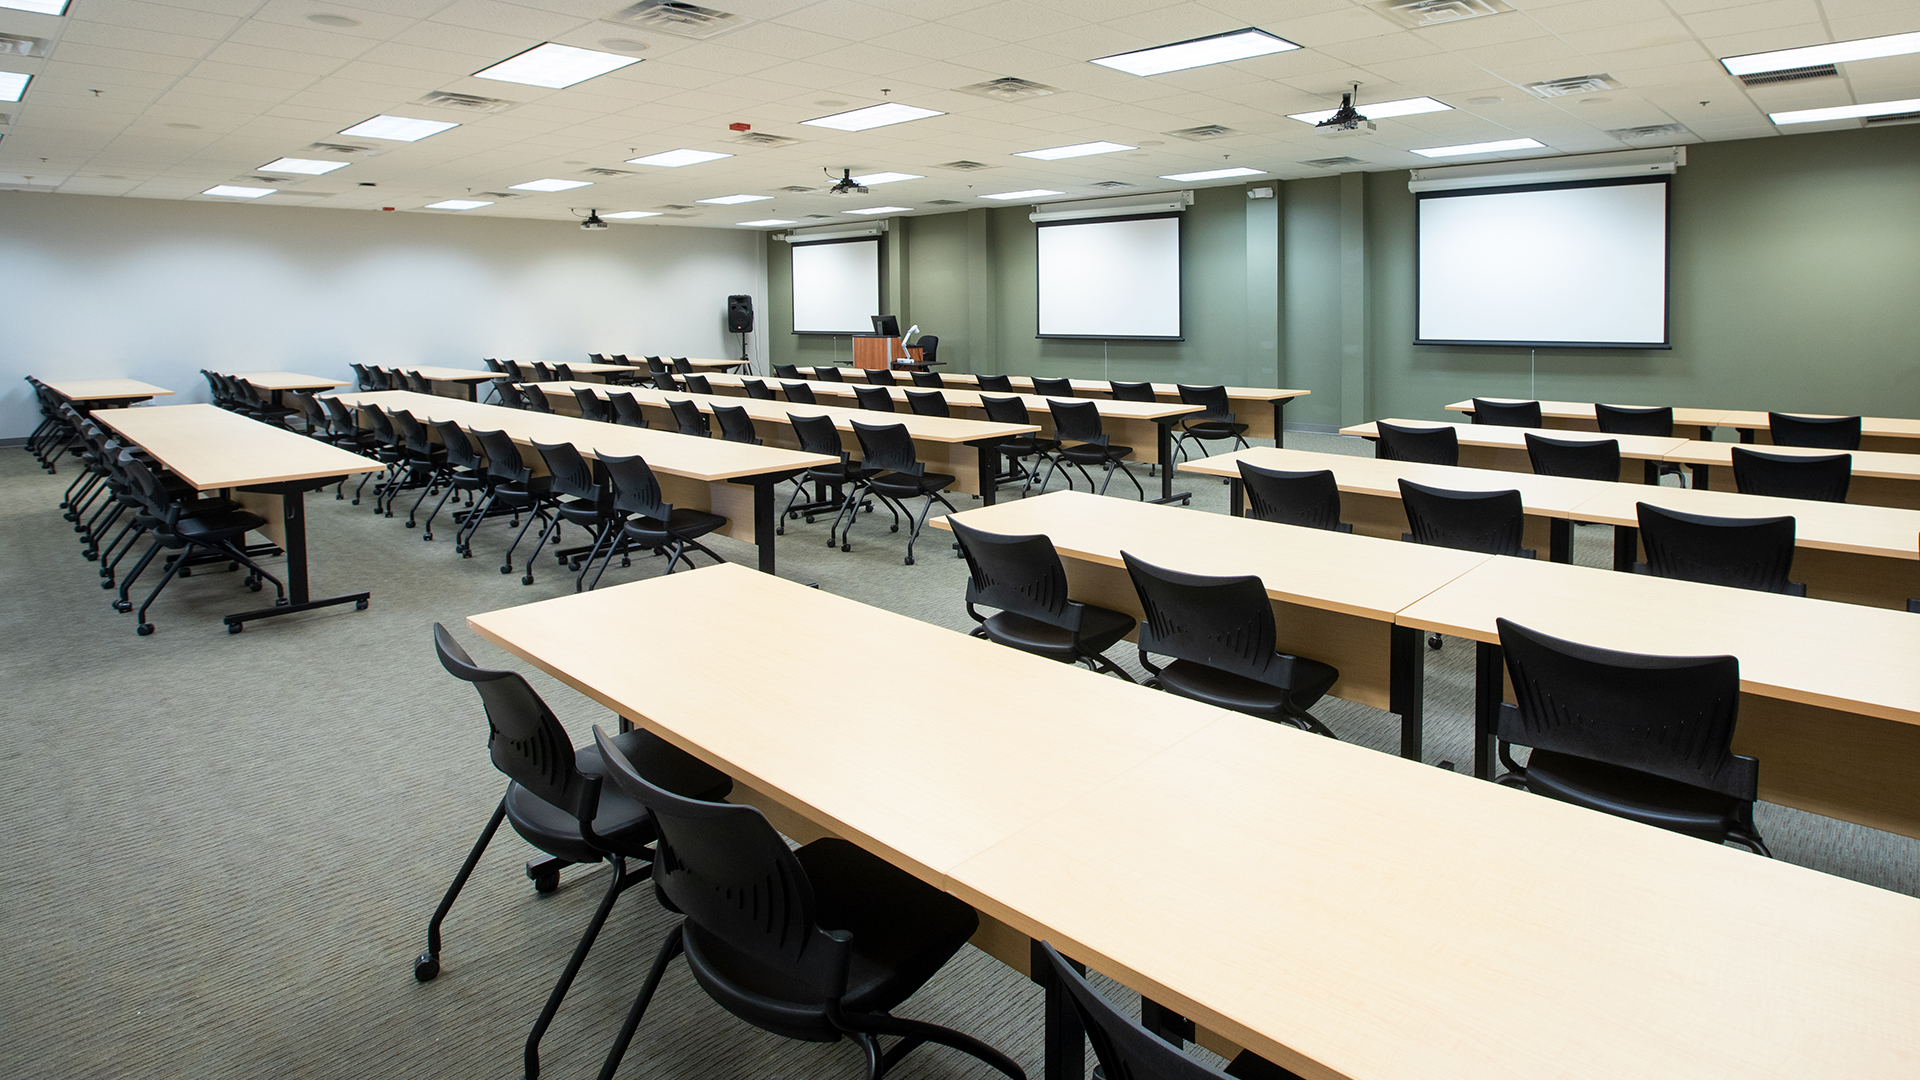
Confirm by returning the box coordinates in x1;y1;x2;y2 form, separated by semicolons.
0;71;30;102
0;0;68;13
851;172;922;185
736;219;796;226
604;210;661;219
1092;28;1299;77
203;185;275;198
473;42;643;89
627;148;731;167
1722;31;1920;76
258;157;350;175
1015;141;1136;160
510;178;593;192
698;193;772;205
1289;96;1451;124
1159;167;1264;181
1769;97;1920;125
979;189;1065;200
426;200;493;210
802;102;943;131
338;115;459;142
843;206;911;215
1411;138;1544;158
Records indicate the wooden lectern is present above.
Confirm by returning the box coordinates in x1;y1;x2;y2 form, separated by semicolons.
852;335;925;371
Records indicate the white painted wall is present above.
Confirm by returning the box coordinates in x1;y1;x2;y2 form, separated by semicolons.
0;192;770;438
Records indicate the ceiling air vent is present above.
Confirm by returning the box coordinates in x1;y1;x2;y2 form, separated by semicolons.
1864;111;1920;126
582;167;634;177
478;191;528;199
936;160;995;171
655;212;701;218
1608;123;1690;143
1165;124;1242;141
803;213;833;219
1088;180;1133;189
1524;74;1619;98
1369;0;1511;28
1301;156;1366;168
958;77;1056;101
609;0;745;39
0;113;10;127
414;90;518;113
925;199;962;206
779;185;815;193
243;175;303;186
0;32;52;57
656;203;697;210
732;131;799;147
304;142;386;157
1737;64;1838;87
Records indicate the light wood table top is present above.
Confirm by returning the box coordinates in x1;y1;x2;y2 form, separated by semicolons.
951;706;1920;1080
1711;409;1920;440
1340;418;1690;461
1398;554;1920;727
547;381;1039;445
704;373;1204;422
467;562;1226;881
99;403;381;489
41;378;174;402
933;489;1490;621
562;362;639;375
392;365;498;383
680;357;747;371
1569;481;1920;560
1446;398;1920;442
1182;446;1602;517
799;368;1309;403
230;371;348;391
1664;439;1920;482
329;390;832;482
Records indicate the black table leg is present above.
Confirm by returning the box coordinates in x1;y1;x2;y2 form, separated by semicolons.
1228;477;1244;517
1390;624;1425;761
729;475;779;574
223;477;371;632
1150;420;1191;505
1738;427;1756;444
1140;998;1194;1046
1613;525;1638;571
1031;939;1084;1080
971;440;1000;506
1272;398;1288;448
1473;640;1504;779
1548;518;1572;563
1691;463;1712;490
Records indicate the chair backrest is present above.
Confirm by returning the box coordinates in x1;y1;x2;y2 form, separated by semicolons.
851;421;922;475
1375;421;1458;466
668;398;711;437
473;428;531;483
683;374;712;394
853;384;896;412
1594;403;1673;437
905;390;949;417
1109;380;1155;402
1039;942;1232;1080
1176;384;1231;419
1496;618;1756;800
916;334;938;364
712;404;761;445
950;519;1080;629
866;368;897;386
787;414;845;459
1399;479;1527;556
600;452;671;521
432;419;484;471
321;395;359;434
772;364;800;380
1769;411;1861;451
1122;551;1286;686
742;378;775;400
368;366;394;391
291;391;328;433
672;357;693;373
554;363;576;382
976;374;1013;393
608;354;630;365
434;623;599;821
1636;502;1799;594
1524;432;1620;482
912;371;944;389
533;439;600;503
363;404;399;446
1237;461;1343;531
572;387;612;424
1032;377;1074;397
646;356;669;374
653;372;681;391
531;362;555;381
1730;446;1851;502
590;725;853;1009
1470;398;1542;428
391;409;434;456
497;383;529;410
1048;399;1107;444
979;394;1031;426
610;392;649;428
586;353;606;363
813;365;842;382
782;382;817;405
523;385;554;413
350;362;375;391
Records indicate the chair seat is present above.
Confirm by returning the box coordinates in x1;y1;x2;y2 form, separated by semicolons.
505;729;730;865
1059;442;1131;463
806;462;879;486
621;506;727;544
1181;419;1248;438
554;494;611;524
868;471;954;498
980;606;1134;662
1514;750;1748;842
1156;656;1338;719
174;509;268;542
1000;436;1062;455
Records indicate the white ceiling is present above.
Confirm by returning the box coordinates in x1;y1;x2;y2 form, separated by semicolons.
0;0;1915;228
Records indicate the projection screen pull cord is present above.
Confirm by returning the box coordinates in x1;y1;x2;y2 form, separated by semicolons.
1531;348;1536;399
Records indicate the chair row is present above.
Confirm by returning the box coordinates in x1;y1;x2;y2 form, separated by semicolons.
1468;397;1868;450
201;369;299;428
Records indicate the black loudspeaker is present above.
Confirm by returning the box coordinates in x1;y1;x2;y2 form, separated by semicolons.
726;294;754;334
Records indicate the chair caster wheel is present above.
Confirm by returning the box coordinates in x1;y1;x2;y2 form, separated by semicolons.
500;566;512;574
275;597;289;607
414;953;440;982
113;600;132;613
889;525;898;533
85;551;97;561
804;516;816;525
1428;634;1443;650
228;622;243;634
904;556;915;565
356;599;369;610
246;578;262;592
136;623;154;636
423;533;433;541
521;575;534;586
530;869;560;894
840;543;851;552
775;527;785;536
179;567;192;577
405;521;416;528
101;579;115;589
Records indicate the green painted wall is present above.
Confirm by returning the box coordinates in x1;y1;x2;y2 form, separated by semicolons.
771;125;1920;427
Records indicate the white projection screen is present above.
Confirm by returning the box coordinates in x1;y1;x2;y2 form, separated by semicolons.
790;238;879;334
1417;178;1670;348
1037;214;1182;339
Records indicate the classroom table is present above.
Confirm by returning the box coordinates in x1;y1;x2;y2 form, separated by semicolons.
389;365;500;402
933;489;1491;760
97;403;383;632
537;382;1038;506
1397;553;1920;838
39;378;174;407
1339;419;1689;483
1447;397;1920;453
329;390;832;574
1665;440;1920;510
230;371;348;410
796;368;1309;444
469;562;1920;1080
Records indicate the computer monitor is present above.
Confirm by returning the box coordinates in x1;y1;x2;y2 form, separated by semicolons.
871;314;901;338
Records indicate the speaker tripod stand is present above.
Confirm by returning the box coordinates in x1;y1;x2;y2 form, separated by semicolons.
737;331;751;374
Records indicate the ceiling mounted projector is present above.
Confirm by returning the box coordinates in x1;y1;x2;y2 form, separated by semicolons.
826;168;869;196
579;209;608;230
1316;84;1377;137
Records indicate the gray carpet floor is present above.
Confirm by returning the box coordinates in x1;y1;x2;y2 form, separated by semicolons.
2;430;1915;1080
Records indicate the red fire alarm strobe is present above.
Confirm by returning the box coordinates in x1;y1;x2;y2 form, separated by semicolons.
728;122;751;132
